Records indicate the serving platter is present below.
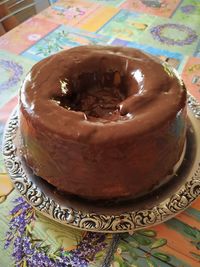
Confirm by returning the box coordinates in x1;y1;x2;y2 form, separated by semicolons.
3;95;200;233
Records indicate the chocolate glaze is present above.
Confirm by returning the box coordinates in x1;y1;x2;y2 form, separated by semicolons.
19;46;187;200
53;84;126;120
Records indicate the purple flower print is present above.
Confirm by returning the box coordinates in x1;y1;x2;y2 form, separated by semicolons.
150;23;198;46
181;5;196;14
4;198;34;249
0;59;23;90
5;197;107;266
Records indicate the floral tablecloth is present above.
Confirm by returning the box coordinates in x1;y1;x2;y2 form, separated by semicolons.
0;0;200;266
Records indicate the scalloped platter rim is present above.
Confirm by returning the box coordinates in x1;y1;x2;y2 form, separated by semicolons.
3;97;200;233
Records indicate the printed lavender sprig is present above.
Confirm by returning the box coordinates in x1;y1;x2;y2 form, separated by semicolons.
180;5;196;14
0;60;23;90
5;197;107;267
4;197;34;250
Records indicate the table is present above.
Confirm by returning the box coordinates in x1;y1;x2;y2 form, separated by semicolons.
0;1;200;266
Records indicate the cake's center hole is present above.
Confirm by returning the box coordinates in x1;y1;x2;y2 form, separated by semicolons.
54;72;128;119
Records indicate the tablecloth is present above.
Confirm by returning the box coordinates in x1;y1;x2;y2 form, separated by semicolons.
0;0;200;266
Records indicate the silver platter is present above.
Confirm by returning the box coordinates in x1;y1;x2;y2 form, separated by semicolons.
3;96;200;233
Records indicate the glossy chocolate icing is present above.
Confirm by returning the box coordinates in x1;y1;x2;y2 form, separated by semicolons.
19;46;187;200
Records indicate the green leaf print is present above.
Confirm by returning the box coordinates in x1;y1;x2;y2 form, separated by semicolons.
134;234;152;246
113;254;124;265
137;230;157;237
182;224;200;251
146;258;158;267
122;251;136;264
120;242;131;251
153;252;171;262
184;225;200;239
130;250;139;260
116;230;172;267
150;238;167;249
128;240;139;248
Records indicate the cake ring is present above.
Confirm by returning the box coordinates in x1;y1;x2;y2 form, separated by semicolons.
2;105;200;233
19;46;187;200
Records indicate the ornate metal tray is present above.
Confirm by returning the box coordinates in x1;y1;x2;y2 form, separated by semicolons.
3;96;200;233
